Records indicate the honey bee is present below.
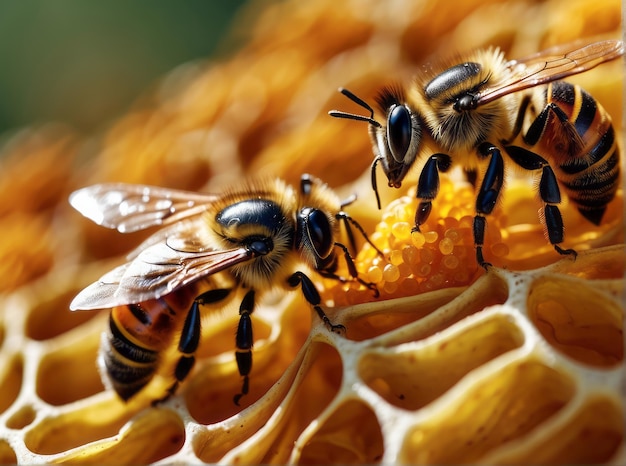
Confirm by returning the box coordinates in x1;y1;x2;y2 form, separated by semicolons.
330;39;623;267
69;175;380;405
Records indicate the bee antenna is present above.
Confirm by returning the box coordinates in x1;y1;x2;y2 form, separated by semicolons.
337;212;384;257
328;88;382;128
340;193;357;209
371;157;382;210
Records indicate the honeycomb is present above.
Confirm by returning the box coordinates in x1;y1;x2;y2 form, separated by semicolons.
0;0;623;463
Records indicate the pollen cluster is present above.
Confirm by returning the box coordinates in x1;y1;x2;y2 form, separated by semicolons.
0;0;623;464
330;177;496;305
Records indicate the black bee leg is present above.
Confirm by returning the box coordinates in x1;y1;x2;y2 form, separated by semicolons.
505;145;577;259
371;157;383;210
157;289;233;405
154;300;202;405
288;271;346;334
522;102;573;146
474;143;505;270
233;289;255;406
172;299;202;393
323;242;379;297
336;211;384;257
413;153;452;232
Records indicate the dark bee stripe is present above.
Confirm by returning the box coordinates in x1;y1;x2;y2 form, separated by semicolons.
572;87;597;136
103;345;154;384
564;156;620;195
564;145;619;226
551;81;575;104
128;303;152;326
103;351;154;400
548;82;597;139
104;312;160;400
108;316;158;364
544;81;620;226
560;126;615;174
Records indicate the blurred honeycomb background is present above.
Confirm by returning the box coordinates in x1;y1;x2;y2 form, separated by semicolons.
0;0;623;463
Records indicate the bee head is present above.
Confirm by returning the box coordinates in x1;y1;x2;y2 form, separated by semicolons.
328;86;422;210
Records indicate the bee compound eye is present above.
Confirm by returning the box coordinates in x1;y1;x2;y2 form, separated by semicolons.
304;209;333;259
387;105;412;163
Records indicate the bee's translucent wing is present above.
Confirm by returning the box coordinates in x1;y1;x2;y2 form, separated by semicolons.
69;264;128;311
69;183;219;233
70;243;252;310
477;39;623;105
123;216;217;261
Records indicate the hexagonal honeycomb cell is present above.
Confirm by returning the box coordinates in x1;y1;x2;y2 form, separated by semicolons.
0;0;623;463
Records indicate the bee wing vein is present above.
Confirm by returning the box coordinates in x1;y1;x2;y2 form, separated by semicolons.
70;243;252;311
69;183;218;232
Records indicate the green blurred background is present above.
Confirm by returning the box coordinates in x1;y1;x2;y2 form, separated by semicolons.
0;0;251;135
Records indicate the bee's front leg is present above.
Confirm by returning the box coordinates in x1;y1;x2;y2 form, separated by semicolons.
288;271;346;334
473;142;505;269
323;242;379;297
413;153;452;233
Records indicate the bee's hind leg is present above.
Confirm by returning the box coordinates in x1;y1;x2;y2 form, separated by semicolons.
155;289;233;406
151;299;203;406
233;289;255;406
504;144;577;259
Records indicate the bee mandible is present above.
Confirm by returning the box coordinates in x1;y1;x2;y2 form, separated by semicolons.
330;39;623;267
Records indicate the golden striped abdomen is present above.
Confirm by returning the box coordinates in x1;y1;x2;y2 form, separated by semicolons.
538;81;620;225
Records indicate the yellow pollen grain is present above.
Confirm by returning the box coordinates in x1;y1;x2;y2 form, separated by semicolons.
411;231;426;248
382;211;397;226
441;217;459;230
416;263;431;277
389;249;404;266
444;228;461;243
420;247;435;264
428;272;445;287
383;280;398;295
391;221;412;240
439;237;454;255
370;231;386;245
367;265;383;284
397;262;412;279
459;215;474;228
382;263;400;283
359;244;379;262
455;227;473;243
402;246;418;265
424;230;439;244
446;207;463;219
442;254;460;270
